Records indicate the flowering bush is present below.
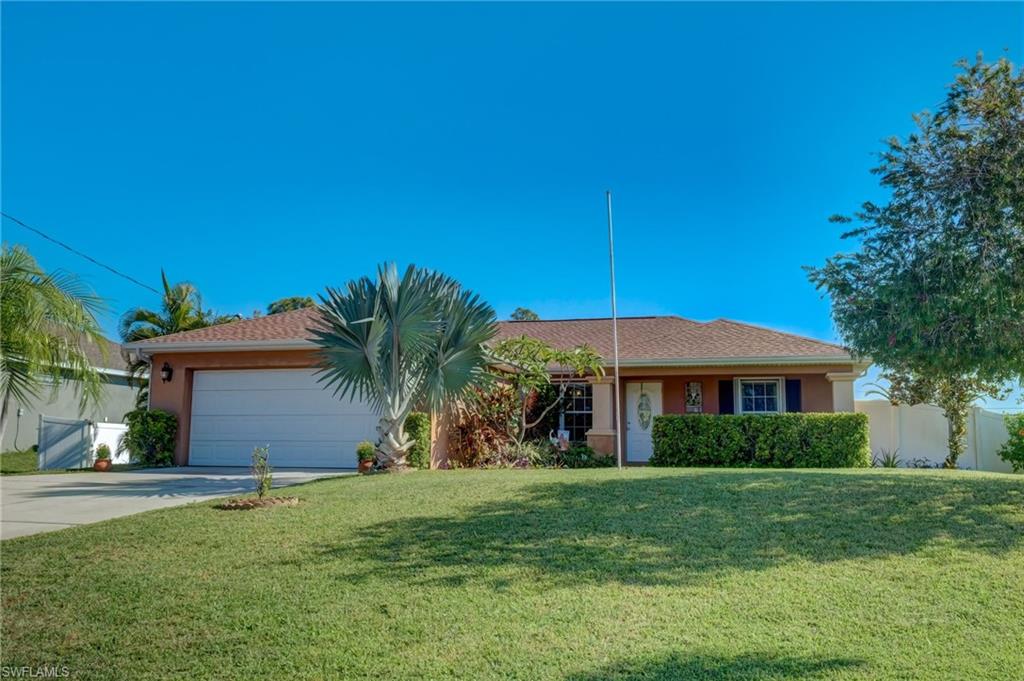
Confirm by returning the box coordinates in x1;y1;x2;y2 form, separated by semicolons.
997;413;1024;473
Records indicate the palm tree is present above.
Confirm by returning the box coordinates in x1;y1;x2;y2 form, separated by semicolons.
312;263;497;469
120;271;235;406
0;245;107;443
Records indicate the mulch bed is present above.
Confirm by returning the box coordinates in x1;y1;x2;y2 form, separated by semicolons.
215;496;301;511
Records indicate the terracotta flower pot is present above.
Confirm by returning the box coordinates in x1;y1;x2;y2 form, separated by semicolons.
93;459;112;472
358;459;374;473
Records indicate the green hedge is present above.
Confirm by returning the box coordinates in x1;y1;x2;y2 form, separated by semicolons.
651;413;871;468
121;409;178;467
405;412;432;469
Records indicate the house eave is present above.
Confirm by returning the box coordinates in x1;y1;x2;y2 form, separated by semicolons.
125;340;864;371
612;355;861;368
124;339;317;355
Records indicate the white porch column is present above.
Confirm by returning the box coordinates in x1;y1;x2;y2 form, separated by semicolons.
586;379;616;456
827;371;859;413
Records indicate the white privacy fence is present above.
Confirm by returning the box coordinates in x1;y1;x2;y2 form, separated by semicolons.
37;416;130;470
94;422;130;464
855;400;1015;472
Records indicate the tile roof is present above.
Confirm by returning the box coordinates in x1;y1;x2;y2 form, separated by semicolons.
131;308;850;364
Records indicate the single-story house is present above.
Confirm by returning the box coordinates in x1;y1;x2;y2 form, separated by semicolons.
2;335;139;452
126;309;867;468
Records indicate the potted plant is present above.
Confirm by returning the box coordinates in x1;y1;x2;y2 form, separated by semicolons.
93;443;112;471
356;441;376;473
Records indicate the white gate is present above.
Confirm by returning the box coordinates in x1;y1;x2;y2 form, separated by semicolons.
37;417;131;470
38;416;92;470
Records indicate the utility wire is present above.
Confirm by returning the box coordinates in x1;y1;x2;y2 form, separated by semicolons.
1;211;161;295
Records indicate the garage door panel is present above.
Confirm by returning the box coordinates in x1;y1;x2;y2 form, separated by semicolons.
190;441;358;468
190;389;367;416
188;369;378;468
189;414;379;440
193;370;333;392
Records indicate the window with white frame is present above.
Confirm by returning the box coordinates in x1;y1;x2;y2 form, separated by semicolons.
559;383;593;442
737;378;783;414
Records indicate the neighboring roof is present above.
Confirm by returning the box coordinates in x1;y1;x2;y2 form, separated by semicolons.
127;309;852;366
51;328;130;373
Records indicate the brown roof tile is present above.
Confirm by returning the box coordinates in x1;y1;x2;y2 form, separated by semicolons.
131;309;849;363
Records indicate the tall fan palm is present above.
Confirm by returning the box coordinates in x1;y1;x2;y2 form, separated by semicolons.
312;264;497;469
120;271;235;406
0;244;107;442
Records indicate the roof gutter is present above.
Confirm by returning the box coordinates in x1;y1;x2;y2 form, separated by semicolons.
612;355;862;368
124;339;316;356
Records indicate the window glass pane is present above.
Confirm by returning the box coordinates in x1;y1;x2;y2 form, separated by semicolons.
743;397;755;412
558;383;593;442
742;383;754;397
765;382;778;397
765;397;778;412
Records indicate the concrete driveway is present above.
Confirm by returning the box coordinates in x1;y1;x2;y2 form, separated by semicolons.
0;467;351;540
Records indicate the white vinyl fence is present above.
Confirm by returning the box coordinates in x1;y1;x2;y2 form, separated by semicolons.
855;400;1015;472
37;416;130;470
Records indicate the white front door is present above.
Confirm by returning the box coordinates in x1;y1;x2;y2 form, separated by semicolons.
626;382;662;463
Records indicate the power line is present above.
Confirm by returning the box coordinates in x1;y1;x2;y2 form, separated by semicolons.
1;211;161;295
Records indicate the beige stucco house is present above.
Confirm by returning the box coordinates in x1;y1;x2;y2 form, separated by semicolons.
126;309;867;468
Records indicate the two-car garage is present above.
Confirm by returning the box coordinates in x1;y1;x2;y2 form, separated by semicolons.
188;369;377;468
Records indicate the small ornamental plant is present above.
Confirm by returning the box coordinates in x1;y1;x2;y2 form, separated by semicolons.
356;441;376;463
95;444;112;460
356;441;376;473
251;446;272;498
997;413;1024;473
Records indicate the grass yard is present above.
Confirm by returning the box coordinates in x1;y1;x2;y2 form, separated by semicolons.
0;449;38;474
1;468;1022;680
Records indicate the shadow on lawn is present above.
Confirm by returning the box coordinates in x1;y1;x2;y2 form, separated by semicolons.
566;651;864;680
310;471;1024;586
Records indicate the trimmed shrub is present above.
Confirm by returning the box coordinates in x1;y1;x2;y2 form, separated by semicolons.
997;413;1024;473
557;444;617;469
120;409;178;466
651;413;871;468
405;412;432;469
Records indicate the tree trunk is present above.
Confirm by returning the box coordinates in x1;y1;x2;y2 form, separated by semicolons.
375;414;413;470
944;406;968;469
0;391;10;447
939;384;971;469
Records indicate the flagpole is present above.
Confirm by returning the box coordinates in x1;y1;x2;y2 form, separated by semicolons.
606;190;623;470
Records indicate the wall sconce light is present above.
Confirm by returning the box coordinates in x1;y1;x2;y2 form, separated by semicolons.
160;362;174;383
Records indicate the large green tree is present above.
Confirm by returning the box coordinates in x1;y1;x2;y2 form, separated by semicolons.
0;245;107;442
312;263;497;469
509;307;540;321
267;296;315;315
119;271;235;406
809;54;1023;466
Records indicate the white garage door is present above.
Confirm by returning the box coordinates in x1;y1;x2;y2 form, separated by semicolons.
189;369;377;468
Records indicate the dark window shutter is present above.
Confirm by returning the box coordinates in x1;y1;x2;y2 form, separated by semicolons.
718;380;734;414
785;379;802;412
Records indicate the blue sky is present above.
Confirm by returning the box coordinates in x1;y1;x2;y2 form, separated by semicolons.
2;2;1021;406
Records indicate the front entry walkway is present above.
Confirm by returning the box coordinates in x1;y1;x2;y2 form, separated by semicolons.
0;467;351;540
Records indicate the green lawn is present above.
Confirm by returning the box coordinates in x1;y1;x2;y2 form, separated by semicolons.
0;451;143;476
2;469;1022;680
0;449;38;474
